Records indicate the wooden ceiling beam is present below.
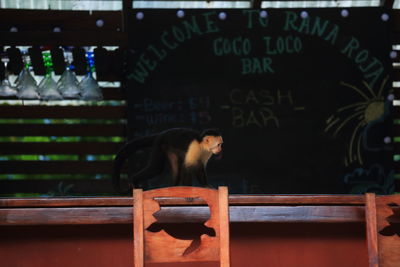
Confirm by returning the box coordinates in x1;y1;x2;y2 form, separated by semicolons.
381;0;395;8
252;0;262;9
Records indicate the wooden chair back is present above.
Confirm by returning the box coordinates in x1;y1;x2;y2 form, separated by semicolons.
365;193;400;267
133;186;230;267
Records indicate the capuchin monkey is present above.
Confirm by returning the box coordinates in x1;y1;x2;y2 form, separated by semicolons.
113;128;223;194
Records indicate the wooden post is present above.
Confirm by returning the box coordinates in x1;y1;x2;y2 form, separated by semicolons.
121;0;131;33
133;189;144;267
365;193;379;267
219;186;230;267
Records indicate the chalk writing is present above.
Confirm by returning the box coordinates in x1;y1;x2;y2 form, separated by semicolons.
231;107;279;128
282;10;385;88
263;35;303;55
128;11;221;84
241;57;274;74
230;88;295;105
136;113;186;126
224;88;304;128
341;37;384;89
242;10;269;29
213;36;252;56
129;9;387;90
134;96;212;126
283;11;339;45
135;98;183;112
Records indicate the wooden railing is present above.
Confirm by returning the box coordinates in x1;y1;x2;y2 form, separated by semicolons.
1;193;398;266
0;194;368;225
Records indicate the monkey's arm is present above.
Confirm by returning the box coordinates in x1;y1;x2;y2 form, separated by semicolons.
195;166;210;187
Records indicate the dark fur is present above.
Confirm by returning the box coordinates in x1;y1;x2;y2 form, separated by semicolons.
113;128;221;194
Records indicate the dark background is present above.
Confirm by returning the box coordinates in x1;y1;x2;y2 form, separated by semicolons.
126;8;394;194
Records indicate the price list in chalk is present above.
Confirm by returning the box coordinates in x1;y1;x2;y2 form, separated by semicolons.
133;96;212;127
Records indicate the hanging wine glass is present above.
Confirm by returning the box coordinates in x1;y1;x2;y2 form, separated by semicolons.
16;70;39;100
0;57;17;97
57;51;80;99
0;78;17;97
80;72;103;101
80;50;102;101
57;67;78;87
39;51;62;100
58;67;81;99
39;74;62;100
16;52;39;100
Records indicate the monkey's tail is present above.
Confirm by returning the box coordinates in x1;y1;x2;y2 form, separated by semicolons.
112;135;156;194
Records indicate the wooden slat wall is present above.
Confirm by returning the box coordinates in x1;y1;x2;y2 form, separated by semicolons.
0;9;128;196
0;95;127;195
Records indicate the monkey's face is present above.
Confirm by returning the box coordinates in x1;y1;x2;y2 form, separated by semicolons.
204;136;223;155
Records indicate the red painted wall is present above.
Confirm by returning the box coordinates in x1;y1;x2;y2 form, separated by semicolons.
0;223;368;267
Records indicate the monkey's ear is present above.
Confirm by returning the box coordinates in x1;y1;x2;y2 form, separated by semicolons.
202;136;211;144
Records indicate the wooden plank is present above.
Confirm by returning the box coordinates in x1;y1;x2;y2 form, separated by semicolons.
391;161;400;171
392;68;400;82
0;207;130;225
122;0;131;32
0;10;122;31
0;195;366;208
228;206;366;223
0;87;126;101
219;186;230;267
0;10;127;46
392;10;400;32
0;105;125;119
0;142;123;154
0;161;114;174
392;124;400;136
393;33;400;44
365;193;379;267
102;87;126;100
140;187;224;263
0;124;125;136
392;107;400;118
133;189;144;267
375;195;400;267
229;194;366;205
382;0;395;9
1;31;128;46
0;206;367;226
0;196;132;207
0;178;116;195
393;140;400;152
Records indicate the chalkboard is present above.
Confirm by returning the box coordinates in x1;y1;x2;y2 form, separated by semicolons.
126;8;394;194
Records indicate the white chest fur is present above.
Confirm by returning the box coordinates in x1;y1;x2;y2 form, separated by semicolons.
184;140;212;167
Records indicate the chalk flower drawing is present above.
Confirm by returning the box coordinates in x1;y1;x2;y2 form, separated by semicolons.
324;77;389;166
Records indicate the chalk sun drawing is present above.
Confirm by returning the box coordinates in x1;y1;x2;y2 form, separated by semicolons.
324;77;389;166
